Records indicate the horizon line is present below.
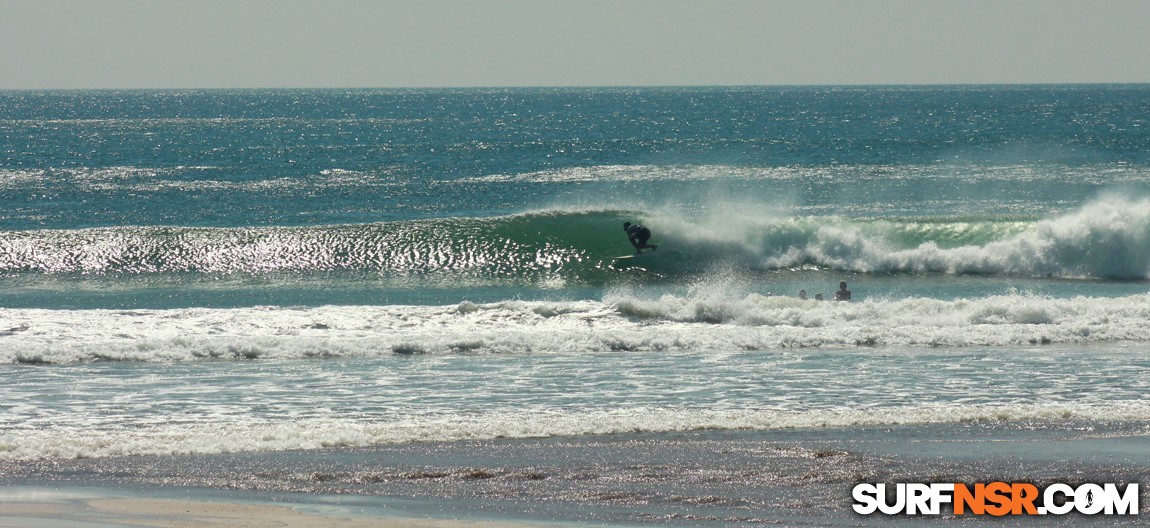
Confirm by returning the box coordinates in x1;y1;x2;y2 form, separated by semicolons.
4;81;1150;92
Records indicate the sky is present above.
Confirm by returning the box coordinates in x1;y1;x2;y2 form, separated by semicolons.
3;0;1149;89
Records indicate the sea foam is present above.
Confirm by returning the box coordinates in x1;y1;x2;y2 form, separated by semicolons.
3;291;1150;364
636;195;1150;280
3;402;1148;461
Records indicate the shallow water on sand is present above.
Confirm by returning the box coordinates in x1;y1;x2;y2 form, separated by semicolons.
4;421;1148;526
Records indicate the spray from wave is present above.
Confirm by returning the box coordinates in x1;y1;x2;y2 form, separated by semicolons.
649;194;1150;279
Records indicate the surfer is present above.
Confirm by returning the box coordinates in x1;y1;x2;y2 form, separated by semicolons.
623;222;657;254
834;281;851;302
798;289;807;300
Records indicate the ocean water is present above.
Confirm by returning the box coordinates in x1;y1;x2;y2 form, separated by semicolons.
3;86;1150;525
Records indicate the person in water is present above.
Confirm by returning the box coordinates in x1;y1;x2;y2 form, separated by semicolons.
834;280;851;301
623;222;657;253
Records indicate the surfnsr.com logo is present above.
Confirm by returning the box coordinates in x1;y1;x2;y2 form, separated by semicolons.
852;482;1140;516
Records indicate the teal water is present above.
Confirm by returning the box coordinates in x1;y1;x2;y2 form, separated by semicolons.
2;86;1150;524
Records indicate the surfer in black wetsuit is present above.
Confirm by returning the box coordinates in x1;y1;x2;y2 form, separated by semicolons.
834;280;851;301
623;222;657;254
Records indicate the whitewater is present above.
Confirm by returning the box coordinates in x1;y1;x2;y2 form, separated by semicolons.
2;287;1150;365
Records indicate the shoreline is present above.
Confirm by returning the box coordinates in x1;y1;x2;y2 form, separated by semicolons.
4;423;1148;526
0;487;574;528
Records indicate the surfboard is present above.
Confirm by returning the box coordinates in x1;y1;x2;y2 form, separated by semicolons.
612;251;658;260
610;251;658;269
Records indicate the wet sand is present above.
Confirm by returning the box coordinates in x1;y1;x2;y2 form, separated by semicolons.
0;491;561;528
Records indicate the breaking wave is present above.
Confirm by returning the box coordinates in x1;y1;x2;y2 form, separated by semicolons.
2;195;1149;281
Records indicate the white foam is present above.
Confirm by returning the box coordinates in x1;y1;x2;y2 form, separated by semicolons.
2;402;1147;461
4;290;1150;364
754;195;1150;279
6;294;1150;461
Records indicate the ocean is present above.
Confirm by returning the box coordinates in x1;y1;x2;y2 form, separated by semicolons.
2;85;1150;525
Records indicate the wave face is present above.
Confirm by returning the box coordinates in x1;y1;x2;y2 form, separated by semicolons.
4;195;1150;282
0;211;623;279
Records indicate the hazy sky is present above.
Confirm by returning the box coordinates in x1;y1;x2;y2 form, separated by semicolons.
3;0;1149;89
